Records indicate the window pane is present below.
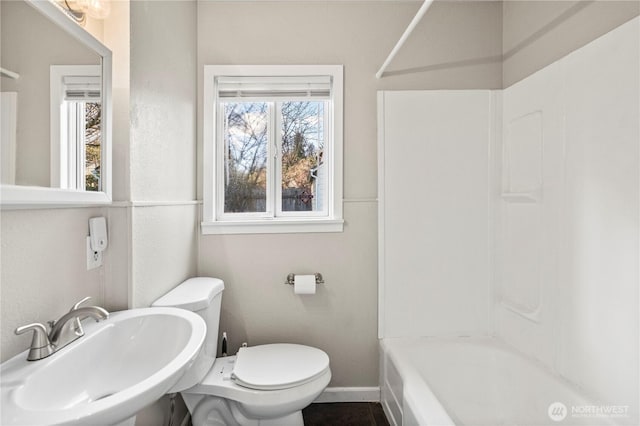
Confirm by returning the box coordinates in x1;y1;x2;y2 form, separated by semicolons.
223;102;269;213
281;101;325;212
84;102;101;192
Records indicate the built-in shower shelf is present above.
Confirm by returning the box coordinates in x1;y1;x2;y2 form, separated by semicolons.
501;192;540;203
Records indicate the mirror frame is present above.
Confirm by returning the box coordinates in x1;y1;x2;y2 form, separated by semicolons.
0;0;112;208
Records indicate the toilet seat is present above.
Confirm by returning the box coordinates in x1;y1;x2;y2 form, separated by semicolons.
183;354;332;410
231;344;330;390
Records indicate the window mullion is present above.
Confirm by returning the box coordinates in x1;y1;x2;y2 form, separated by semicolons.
274;102;283;217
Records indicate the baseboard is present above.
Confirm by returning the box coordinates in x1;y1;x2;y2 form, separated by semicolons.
313;387;381;403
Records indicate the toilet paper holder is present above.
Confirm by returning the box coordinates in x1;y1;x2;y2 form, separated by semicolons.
285;273;324;286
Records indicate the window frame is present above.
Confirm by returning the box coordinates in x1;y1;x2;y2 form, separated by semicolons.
50;64;102;191
202;65;344;235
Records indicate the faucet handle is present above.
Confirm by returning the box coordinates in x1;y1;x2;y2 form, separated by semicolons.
15;322;48;338
15;323;55;361
72;296;92;310
69;296;92;336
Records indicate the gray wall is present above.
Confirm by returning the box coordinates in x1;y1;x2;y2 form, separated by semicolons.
502;0;640;87
384;0;503;87
128;0;198;311
196;0;503;388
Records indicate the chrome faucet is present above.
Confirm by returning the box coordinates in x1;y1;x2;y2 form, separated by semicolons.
15;297;109;361
49;304;109;346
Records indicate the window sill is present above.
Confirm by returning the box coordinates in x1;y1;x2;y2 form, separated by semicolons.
201;218;344;235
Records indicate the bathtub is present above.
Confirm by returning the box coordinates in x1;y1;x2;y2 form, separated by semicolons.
379;337;622;426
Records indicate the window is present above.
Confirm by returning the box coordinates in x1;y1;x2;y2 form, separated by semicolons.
203;65;343;234
50;65;102;191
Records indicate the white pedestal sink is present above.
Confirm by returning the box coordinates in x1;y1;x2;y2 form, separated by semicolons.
1;307;206;426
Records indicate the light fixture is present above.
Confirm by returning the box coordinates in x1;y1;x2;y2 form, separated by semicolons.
85;0;110;20
59;0;110;25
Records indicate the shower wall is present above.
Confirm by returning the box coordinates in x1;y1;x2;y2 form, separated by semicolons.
378;90;496;338
494;17;639;423
379;16;639;424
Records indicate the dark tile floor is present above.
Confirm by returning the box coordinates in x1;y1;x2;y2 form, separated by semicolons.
303;402;390;426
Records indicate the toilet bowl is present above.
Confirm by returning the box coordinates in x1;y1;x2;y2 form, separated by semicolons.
152;277;331;426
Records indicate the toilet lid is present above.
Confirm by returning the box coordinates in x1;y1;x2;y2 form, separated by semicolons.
231;344;330;391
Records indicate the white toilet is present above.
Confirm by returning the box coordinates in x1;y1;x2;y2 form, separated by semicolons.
152;277;331;426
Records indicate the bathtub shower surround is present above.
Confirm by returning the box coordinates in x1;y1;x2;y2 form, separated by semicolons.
378;16;639;426
380;338;622;426
496;15;639;422
378;89;494;339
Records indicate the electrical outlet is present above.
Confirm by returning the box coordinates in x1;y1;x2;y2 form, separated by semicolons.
86;236;103;270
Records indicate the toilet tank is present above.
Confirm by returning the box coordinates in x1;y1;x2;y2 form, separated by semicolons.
152;277;224;391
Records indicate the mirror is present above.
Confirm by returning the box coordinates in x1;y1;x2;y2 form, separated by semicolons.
0;0;112;207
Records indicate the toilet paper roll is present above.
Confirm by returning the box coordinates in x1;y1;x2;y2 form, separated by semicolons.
294;274;316;295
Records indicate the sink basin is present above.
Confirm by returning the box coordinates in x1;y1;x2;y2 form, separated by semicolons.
1;307;206;425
